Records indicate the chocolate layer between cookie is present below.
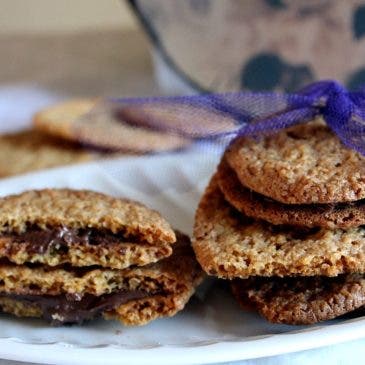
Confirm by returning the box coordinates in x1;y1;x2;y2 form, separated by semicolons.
1;290;149;325
0;189;176;269
0;225;172;269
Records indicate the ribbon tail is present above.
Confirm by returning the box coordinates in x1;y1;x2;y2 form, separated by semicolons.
350;92;365;109
223;107;319;138
297;80;337;99
330;128;365;156
327;106;365;156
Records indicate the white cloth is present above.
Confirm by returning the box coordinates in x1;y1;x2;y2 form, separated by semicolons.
0;84;61;132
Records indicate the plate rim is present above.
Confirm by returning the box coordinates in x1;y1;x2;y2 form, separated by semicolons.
0;317;365;365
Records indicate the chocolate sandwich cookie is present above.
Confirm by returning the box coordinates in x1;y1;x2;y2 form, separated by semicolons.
33;99;191;153
0;129;92;177
217;159;365;229
193;174;365;278
225;119;365;204
0;189;175;269
231;274;365;325
0;231;204;325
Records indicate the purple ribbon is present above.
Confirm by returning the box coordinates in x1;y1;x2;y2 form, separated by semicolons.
110;80;365;155
227;80;365;155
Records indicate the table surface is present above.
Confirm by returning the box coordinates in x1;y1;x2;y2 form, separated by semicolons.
0;28;364;365
0;28;158;99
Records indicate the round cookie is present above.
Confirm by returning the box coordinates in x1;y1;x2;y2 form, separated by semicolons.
217;158;365;229
231;274;365;325
193;174;365;278
33;99;191;153
225;119;365;204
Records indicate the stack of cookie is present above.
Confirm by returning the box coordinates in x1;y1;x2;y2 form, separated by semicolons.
33;99;192;154
193;120;365;324
0;130;93;178
0;189;203;325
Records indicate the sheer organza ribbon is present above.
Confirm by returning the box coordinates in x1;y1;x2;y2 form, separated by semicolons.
110;80;365;154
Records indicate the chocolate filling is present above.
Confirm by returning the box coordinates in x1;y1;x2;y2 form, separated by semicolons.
5;226;135;255
1;290;153;325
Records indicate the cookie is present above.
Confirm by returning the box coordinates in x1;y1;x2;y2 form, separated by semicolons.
193;174;365;278
0;189;175;269
33;99;191;153
0;129;92;177
119;101;237;138
0;232;204;325
225;119;365;204
231;274;365;325
217;158;365;229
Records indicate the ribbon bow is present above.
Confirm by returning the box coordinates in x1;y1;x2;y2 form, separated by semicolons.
232;80;365;155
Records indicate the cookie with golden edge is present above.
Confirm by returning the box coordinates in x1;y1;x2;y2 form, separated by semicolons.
231;274;365;325
0;189;175;269
0;129;92;177
217;158;365;229
193;174;365;278
0;232;204;325
225;119;365;204
119;101;237;138
33;99;191;153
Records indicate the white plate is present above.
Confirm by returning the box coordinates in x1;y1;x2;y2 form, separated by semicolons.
0;151;364;365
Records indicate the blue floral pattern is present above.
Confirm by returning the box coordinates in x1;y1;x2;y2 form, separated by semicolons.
129;0;365;92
